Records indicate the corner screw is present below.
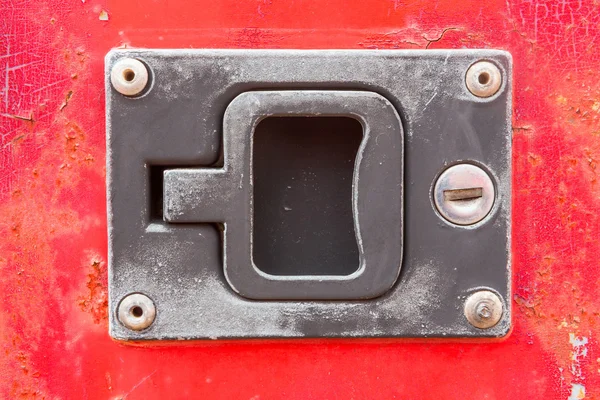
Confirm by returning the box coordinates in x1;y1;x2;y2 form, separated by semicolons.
110;58;149;96
464;290;503;329
433;163;495;226
465;60;502;98
117;293;156;331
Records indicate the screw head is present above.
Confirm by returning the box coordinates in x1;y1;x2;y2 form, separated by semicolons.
433;163;495;226
464;290;503;329
117;293;156;331
110;58;149;96
465;61;502;98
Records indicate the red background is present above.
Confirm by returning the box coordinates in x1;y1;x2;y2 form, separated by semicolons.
1;0;599;398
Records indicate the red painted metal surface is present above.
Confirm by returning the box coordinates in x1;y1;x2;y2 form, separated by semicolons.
1;0;599;398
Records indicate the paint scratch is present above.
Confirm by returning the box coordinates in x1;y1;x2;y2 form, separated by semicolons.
122;370;156;399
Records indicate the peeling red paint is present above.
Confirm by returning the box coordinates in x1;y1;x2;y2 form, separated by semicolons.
508;0;600;393
1;0;600;398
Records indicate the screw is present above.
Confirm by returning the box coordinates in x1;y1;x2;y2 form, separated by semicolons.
477;303;492;319
117;293;156;331
464;290;503;329
465;60;502;98
433;163;495;226
110;58;149;96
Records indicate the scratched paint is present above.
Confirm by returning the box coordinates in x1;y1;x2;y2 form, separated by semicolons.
0;0;599;398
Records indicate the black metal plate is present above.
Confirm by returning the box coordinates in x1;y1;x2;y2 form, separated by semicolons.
106;49;512;340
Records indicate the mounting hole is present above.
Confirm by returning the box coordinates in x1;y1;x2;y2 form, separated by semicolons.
130;305;143;318
478;72;490;85
123;68;136;82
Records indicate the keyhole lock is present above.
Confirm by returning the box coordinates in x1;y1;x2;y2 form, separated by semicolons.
433;163;496;226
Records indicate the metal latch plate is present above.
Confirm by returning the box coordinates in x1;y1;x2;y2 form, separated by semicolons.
106;49;512;340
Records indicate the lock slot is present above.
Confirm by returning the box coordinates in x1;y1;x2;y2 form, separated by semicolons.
443;187;483;202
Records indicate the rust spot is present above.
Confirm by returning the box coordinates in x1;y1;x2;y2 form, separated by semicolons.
77;259;109;325
59;90;73;111
514;294;535;309
527;153;541;166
